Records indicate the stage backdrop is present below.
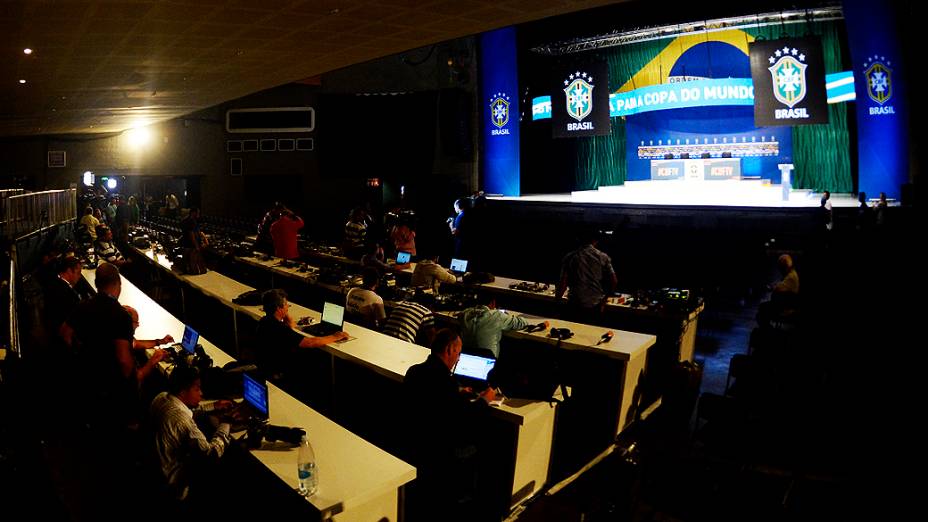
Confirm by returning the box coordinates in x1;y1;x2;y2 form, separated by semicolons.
624;36;792;183
566;20;851;193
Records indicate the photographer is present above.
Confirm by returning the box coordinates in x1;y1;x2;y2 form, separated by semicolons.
270;207;304;260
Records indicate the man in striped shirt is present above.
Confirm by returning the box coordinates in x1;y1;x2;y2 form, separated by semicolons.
383;300;435;345
150;365;232;502
344;207;368;257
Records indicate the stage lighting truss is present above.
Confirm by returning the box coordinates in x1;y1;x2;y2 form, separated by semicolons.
531;7;844;55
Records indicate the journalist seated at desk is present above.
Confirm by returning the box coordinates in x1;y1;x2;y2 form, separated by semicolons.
410;249;456;291
150;365;233;503
345;267;387;329
459;295;546;359
94;224;128;267
402;328;497;519
255;289;348;381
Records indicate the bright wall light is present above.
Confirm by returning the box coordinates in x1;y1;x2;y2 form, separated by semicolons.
126;126;151;147
106;178;118;190
83;171;93;186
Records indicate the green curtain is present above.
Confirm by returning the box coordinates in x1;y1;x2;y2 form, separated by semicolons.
573;38;671;190
747;22;852;192
571;20;852;193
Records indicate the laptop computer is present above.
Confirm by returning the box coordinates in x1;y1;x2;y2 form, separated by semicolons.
453;353;496;388
302;301;345;337
450;258;468;274
395;251;411;264
169;325;199;356
227;373;270;432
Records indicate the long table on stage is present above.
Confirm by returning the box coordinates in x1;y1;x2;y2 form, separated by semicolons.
83;268;415;522
123;246;561;513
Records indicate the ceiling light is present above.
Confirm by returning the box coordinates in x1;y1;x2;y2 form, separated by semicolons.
19;79;26;84
23;48;33;55
83;171;94;186
126;126;151;147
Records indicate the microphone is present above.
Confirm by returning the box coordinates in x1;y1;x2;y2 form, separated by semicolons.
596;331;614;345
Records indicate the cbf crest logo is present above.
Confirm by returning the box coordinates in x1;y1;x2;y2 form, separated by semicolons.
863;56;893;106
767;46;808;108
489;92;510;135
563;71;595;122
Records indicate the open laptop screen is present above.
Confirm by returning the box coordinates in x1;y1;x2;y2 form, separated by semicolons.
243;373;269;418
181;325;199;354
321;301;345;328
450;258;468;273
454;353;496;381
396;251;411;264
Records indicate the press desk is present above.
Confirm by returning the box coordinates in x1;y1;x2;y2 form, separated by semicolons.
82;268;415;522
125;247;556;511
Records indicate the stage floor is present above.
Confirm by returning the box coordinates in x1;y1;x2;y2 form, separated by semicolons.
490;179;860;208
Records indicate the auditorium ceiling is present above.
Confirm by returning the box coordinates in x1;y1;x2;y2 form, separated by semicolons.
1;0;622;137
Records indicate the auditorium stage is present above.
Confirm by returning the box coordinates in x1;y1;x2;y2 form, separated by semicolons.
482;179;867;240
489;179;859;209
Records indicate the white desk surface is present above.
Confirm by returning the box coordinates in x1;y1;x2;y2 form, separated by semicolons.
479;275;704;319
130;248;552;426
435;309;655;362
83;268;416;517
231;251;654;360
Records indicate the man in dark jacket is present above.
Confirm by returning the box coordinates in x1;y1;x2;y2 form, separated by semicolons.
402;328;497;520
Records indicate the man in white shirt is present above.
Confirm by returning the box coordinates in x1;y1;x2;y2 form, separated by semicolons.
150;365;232;502
346;267;387;328
411;251;456;292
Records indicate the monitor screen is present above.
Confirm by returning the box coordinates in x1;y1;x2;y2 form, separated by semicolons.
454;353;496;381
396;251;411;264
181;325;199;354
243;373;269;417
321;301;345;327
450;258;468;272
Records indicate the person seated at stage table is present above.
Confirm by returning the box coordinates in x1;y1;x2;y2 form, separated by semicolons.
255;289;348;381
94;224;128;267
383;300;435;346
555;228;617;319
458;294;542;359
346;267;387;329
150;365;233;502
270;207;304;260
402;328;497;520
411;250;456;292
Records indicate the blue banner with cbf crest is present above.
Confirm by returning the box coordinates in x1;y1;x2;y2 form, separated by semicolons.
479;27;521;196
843;0;908;200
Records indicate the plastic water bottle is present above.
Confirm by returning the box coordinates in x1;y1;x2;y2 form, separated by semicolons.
297;434;318;496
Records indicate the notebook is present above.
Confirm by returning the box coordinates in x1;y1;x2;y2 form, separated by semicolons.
171;325;199;355
449;258;468;274
395;251;411;264
453;353;496;387
227;373;270;432
302;302;345;337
